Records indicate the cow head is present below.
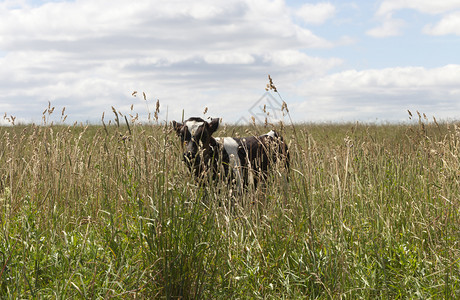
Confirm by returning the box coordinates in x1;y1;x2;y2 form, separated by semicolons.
172;117;220;174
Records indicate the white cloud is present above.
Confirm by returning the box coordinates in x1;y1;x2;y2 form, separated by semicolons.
366;15;405;37
367;0;412;38
373;0;460;37
424;11;460;35
204;52;255;65
296;2;336;25
0;0;340;123
0;0;332;52
291;65;460;122
376;0;460;16
263;50;341;71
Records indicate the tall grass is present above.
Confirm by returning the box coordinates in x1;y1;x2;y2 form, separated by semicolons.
0;111;459;298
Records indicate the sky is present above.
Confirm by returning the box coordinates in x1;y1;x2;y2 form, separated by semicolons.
1;0;460;125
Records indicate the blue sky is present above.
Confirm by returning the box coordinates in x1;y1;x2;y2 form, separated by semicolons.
1;0;460;125
288;0;459;69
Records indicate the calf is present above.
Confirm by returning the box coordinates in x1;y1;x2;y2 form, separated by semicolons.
172;117;289;189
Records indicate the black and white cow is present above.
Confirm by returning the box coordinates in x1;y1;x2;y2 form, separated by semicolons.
172;117;289;189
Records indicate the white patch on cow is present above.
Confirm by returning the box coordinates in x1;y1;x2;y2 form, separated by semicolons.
216;137;243;190
184;120;204;135
266;130;276;137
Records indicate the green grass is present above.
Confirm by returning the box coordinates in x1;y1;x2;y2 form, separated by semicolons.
0;116;459;298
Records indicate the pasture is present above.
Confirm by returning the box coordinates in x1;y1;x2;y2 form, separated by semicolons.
0;112;459;298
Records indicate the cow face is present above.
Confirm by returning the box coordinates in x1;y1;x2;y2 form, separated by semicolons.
172;117;220;170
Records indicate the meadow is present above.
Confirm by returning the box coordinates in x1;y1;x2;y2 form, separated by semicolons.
0;109;459;298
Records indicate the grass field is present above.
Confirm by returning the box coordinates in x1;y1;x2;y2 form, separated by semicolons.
0;110;459;298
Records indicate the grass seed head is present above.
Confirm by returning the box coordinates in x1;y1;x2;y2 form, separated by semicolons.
267;74;278;92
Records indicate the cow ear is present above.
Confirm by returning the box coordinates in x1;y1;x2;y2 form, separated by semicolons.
172;120;183;135
208;118;220;135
